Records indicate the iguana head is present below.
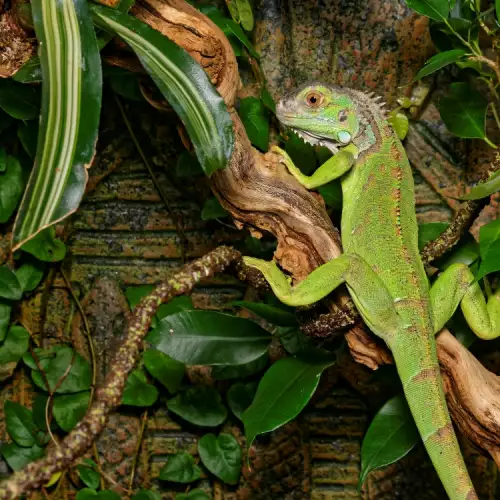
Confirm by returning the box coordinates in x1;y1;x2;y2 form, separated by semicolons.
276;83;366;153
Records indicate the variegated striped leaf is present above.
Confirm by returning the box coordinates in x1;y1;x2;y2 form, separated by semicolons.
12;0;102;251
90;4;234;176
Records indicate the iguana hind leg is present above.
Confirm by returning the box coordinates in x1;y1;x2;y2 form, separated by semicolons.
430;263;500;339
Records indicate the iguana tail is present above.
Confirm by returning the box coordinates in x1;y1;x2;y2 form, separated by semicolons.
390;335;477;500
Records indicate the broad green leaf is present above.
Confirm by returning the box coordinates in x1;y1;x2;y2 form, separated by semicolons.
32;393;58;435
175;151;203;178
0;300;12;343
476;219;500;281
261;86;276;113
147;310;272;366
167;385;227;426
437;240;479;271
413;49;466;81
77;460;101;489
286;131;316;175
76;489;121;500
417;222;449;251
212;353;268;380
236;0;254;31
358;394;419;487
239;97;269;151
12;0;102;251
225;0;240;23
125;285;154;311
156;295;194;320
405;0;449;20
497;0;500;24
158;452;201;483
318;180;343;210
122;369;158;407
0;442;44;470
387;110;409;140
16;260;45;292
438;83;488;139
21;226;66;262
0;155;25;224
198;433;241;485
460;170;500;200
18;120;39;159
201;197;228;220
0;148;6;172
0;79;41;119
12;56;43;83
143;349;184;393
131;490;161;500
232;301;297;326
109;71;143;101
275;326;312;354
30;346;92;393
0;266;22;300
227;381;258;420
176;490;210;500
91;5;233;176
53;392;90;431
0;325;29;380
243;356;335;445
5;401;37;447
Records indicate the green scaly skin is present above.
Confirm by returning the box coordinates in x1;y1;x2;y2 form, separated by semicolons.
244;83;500;499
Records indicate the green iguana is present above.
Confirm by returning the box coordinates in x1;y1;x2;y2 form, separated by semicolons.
244;83;500;500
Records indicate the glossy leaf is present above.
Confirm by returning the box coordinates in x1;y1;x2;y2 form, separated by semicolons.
201;197;228;220
13;0;102;251
460;170;500;200
438;83;488;139
239;97;269;151
0;267;22;300
0;79;41;119
143;349;184;393
12;56;43;83
0;148;6;172
147;310;272;366
387;110;409;140
198;433;242;485
21;226;66;262
131;490;162;500
275;326;311;354
235;0;254;31
158;452;201;483
122;369;158;407
261;86;276;113
0;325;29;380
156;295;194;320
5;401;37;447
53;392;90;431
167;385;227;427
212;353;268;380
476;219;500;281
232;300;297;326
227;381;258;420
18;120;39;159
285;131;316;175
358;394;419;487
497;0;500;24
0;155;25;224
77;460;101;489
76;489;121;500
125;284;154;311
91;4;233;176
417;222;449;251
0;442;44;470
176;490;210;500
109;71;143;101
413;49;466;81
16;260;45;293
318;181;343;210
0;300;12;343
405;0;449;20
437;240;479;271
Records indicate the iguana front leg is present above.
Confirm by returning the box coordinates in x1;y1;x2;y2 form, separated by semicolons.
430;263;500;339
271;143;358;189
243;254;400;340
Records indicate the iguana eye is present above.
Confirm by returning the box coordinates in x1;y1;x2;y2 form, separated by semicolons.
305;92;323;107
338;109;348;122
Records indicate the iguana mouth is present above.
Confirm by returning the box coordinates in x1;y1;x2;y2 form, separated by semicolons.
290;128;340;153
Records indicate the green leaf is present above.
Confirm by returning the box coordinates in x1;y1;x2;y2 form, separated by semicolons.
261;86;276;113
32;393;58;434
232;301;297;326
30;346;92;393
77;461;101;489
275;326;311;355
16;260;45;293
143;349;184;393
0;155;25;224
413;49;466;81
0;148;6;172
109;71;143;101
5;401;37;447
405;0;449;20
387;110;409;141
358;394;419;488
76;489;121;500
13;0;102;251
52;392;90;431
437;240;479;271
212;353;268;380
0;442;44;470
18;120;39;159
176;490;210;500
201;197;228;220
175;151;203;178
156;296;194;320
243;356;334;445
236;0;254;31
318;181;343;210
147;310;272;366
158;452;201;483
227;381;257;420
12;56;43;84
20;226;66;262
131;490;161;500
0;266;22;300
497;0;500;24
239;97;269;151
125;284;154;311
167;385;227;426
198;433;241;485
0;300;13;343
0;79;41;119
417;222;449;251
91;5;233;177
438;83;488;139
460;170;500;200
0;325;29;380
476;219;500;281
122;369;158;407
285;131;316;175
